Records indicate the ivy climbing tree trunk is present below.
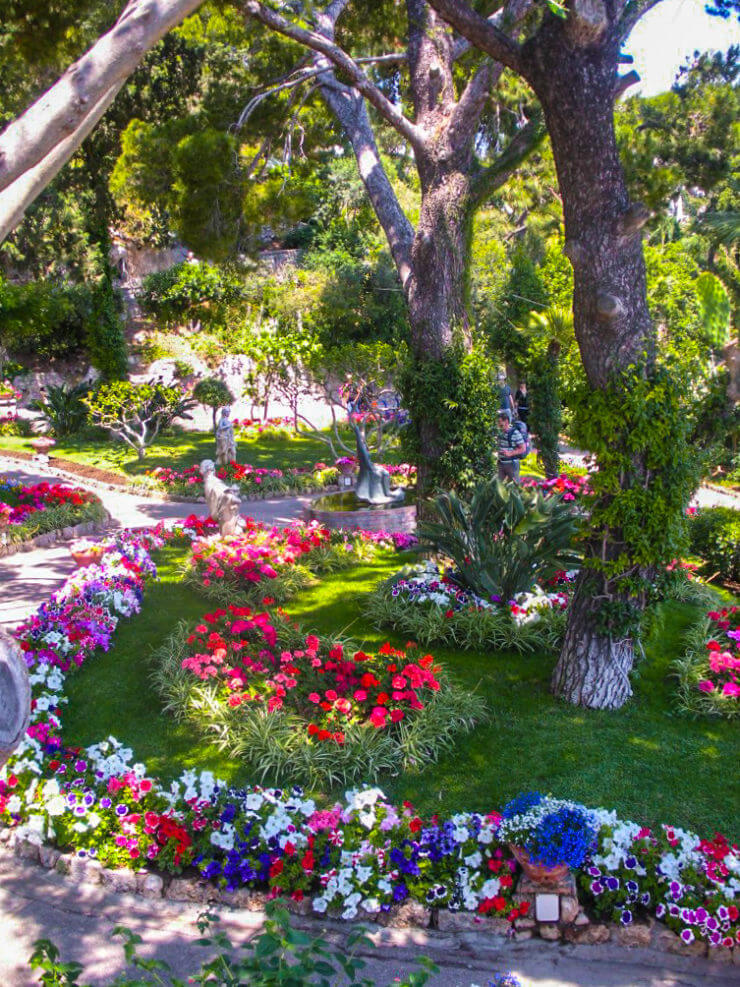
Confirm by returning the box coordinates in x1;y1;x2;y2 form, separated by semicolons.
521;18;654;709
426;0;674;709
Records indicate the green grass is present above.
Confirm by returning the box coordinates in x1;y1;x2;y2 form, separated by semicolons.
62;544;739;839
0;430;345;479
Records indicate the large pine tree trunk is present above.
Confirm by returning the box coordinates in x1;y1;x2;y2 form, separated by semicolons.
522;18;654;709
406;169;473;494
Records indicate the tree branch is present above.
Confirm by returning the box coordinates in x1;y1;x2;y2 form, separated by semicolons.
470;115;546;208
424;0;523;75
318;74;415;287
0;83;123;243
0;0;206;194
242;1;425;151
617;0;666;41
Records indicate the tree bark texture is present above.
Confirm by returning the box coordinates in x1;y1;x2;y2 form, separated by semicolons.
425;0;663;708
551;575;633;709
519;18;654;709
520;19;653;389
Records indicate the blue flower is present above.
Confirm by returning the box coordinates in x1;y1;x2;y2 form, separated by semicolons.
502;791;543;819
620;910;633;925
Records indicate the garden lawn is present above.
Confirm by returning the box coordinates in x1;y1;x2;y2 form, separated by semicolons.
61;543;739;840
0;430;354;480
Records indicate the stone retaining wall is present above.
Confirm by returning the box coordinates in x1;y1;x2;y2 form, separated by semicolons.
2;828;735;967
307;502;417;534
0;518;108;559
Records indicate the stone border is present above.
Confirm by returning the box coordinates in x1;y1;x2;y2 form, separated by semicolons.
0;518;109;559
308;501;417;533
2;828;736;969
703;481;740;502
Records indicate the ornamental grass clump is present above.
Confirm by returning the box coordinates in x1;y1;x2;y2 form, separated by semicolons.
497;792;598;869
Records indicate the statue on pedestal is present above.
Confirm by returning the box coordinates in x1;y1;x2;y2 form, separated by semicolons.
0;629;30;770
215;407;237;466
201;459;245;536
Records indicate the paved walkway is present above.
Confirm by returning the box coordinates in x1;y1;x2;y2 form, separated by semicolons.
0;856;736;987
0;458;310;629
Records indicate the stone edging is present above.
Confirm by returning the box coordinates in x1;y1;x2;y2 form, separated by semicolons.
0;517;109;559
2;828;736;969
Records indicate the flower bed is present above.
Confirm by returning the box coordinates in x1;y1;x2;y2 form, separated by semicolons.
0;478;105;544
0;530;738;951
185;520;384;606
673;606;739;718
234;416;296;440
146;460;339;498
364;560;574;654
153;605;484;786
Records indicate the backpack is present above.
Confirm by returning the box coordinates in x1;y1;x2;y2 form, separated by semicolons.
507;421;529;459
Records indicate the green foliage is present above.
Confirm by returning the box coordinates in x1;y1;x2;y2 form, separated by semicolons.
192;377;235;429
570;364;702;579
30;382;90;438
418;479;581;602
87;275;127;378
28;903;437;986
688;507;740;582
140;261;244;326
0;274;125;376
0;277;90;360
400;340;499;490
695;271;732;348
84;380;194;459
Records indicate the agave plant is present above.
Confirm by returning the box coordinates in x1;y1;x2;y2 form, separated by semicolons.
418;478;582;602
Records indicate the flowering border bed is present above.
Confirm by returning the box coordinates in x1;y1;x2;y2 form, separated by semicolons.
0;478;105;545
0;525;738;952
185;521;402;607
152;605;485;787
673;606;740;718
364;561;573;654
146;460;341;499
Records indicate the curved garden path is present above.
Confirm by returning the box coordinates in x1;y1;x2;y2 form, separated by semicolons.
0;458;310;629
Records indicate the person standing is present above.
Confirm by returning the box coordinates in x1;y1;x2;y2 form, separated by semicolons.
497;410;526;482
515;381;529;425
496;371;515;417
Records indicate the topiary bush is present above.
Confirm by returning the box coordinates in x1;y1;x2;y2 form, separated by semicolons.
192;376;235;429
689;507;740;583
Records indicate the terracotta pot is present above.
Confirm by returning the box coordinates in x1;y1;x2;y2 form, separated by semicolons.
69;542;105;568
29;437;56;453
509;845;569;885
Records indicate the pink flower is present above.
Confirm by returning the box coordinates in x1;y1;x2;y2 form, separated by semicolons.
698;680;715;692
721;681;740;697
308;693;320;704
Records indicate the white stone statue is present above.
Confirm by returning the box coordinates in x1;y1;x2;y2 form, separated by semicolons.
0;629;30;770
201;459;245;536
215;406;237;466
